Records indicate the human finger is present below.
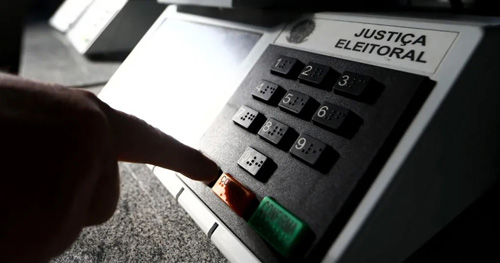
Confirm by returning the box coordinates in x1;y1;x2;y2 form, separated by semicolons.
99;102;219;183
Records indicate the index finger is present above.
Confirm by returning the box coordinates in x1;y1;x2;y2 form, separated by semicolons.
98;98;220;182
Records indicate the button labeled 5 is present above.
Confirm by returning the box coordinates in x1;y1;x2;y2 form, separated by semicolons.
278;90;318;119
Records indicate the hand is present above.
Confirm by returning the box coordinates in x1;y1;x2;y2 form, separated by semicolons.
0;73;219;262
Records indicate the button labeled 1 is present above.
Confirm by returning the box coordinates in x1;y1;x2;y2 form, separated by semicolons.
270;56;304;79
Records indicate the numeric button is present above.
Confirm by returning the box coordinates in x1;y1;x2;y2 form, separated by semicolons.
334;71;372;99
270;56;304;79
251;80;286;105
312;102;352;132
298;62;338;90
232;106;266;133
278;90;319;119
258;118;298;150
290;134;336;172
237;147;276;182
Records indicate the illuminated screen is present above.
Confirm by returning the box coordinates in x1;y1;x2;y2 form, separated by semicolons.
103;19;262;148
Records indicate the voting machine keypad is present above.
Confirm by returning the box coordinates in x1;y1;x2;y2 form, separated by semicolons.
197;45;433;261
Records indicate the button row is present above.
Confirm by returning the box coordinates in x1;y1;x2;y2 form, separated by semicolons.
251;84;356;135
212;173;310;258
271;55;373;99
233;106;335;172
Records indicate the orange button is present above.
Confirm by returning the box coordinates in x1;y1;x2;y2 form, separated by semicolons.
212;173;256;218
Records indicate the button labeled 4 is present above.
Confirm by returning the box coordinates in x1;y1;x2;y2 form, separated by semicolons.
251;80;286;105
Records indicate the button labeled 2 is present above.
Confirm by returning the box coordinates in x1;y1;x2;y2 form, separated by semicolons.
298;62;337;89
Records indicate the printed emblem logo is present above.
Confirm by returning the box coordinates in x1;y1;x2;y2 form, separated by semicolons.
286;19;316;44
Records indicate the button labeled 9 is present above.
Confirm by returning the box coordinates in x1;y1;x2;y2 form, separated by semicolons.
289;133;336;172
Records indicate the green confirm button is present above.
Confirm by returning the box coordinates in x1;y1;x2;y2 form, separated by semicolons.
248;196;310;258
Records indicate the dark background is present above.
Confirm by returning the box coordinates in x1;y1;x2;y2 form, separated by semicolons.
2;0;499;73
0;0;63;73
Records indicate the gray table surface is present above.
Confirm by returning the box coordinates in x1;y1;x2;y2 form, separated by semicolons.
20;20;227;263
51;163;227;263
20;22;121;87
